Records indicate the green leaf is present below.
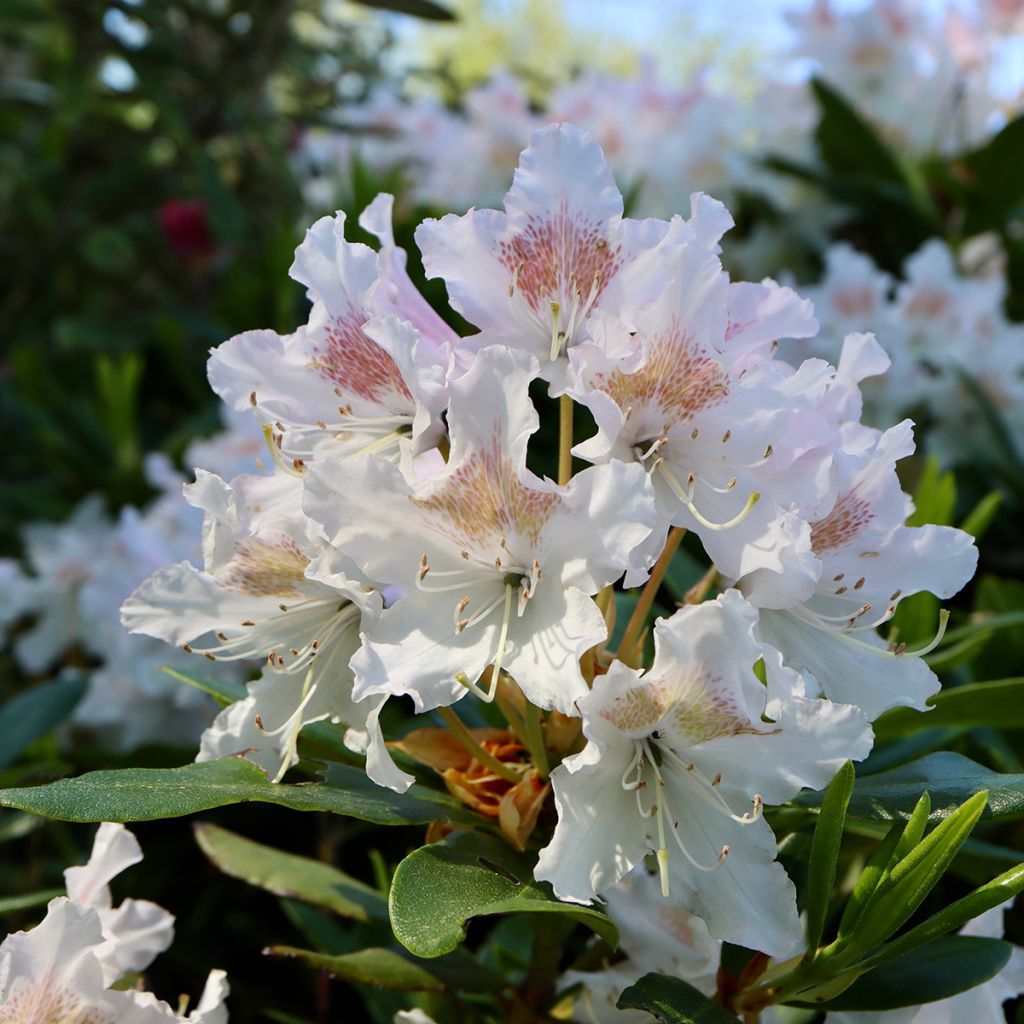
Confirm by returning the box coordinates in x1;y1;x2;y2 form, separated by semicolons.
388;831;617;959
193;823;386;922
799;936;1010;1011
907;457;957;527
795;752;1024;822
348;0;455;19
874;678;1024;740
162;665;245;707
0;676;87;769
616;973;738;1024
0;888;64;916
837;813;910;938
861;862;1024;971
0;758;484;826
265;945;505;993
842;792;987;958
960;491;1003;539
804;761;855;952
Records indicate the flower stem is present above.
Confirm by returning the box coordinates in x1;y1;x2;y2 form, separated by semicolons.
617;526;686;664
558;394;573;485
523;701;549;779
436;707;522;784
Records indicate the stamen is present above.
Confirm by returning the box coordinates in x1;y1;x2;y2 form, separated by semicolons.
262;424;305;478
549;301;563;362
656;461;760;532
452;583;516;703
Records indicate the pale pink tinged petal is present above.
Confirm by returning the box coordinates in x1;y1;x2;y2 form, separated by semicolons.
289;212;378;315
827;331;891;422
348;695;415;794
695;688;873;806
64;823;143;909
501;584;603;715
735;511;820;610
757;608;940;718
351;588;496;711
121;561;298;647
724;280;818;362
684;192;735;253
661;795;803;957
359;192;459;352
535;740;646;903
550;461;658;591
96;897;175;979
415;208;523;343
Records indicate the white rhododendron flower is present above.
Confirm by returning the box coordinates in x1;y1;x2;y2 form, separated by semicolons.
536;591;872;955
560;867;721;1023
122;470;409;790
750;420;978;719
209;206;448;466
306;345;656;715
416;123;685;390
0;824;228;1023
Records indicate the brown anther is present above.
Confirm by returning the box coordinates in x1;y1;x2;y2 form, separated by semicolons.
763;443;774;458
204;652;217;662
333;387;343;397
596;238;608;249
267;652;276;665
833;573;845;581
311;641;319;651
894;642;907;656
254;714;264;730
860;550;880;558
495;557;502;569
691;427;699;440
456;619;469;632
278;603;288;612
686;472;696;487
216;631;229;642
722;430;732;443
456;597;471;614
890;589;902;601
711;772;722;786
418;555;430;581
460;550;470;560
835;586;848;595
289;648;299;657
182;643;193;654
276;655;285;667
854;577;865;589
316;419;327;430
292;458;305;471
241;620;255;627
249;391;257;407
721;844;730;858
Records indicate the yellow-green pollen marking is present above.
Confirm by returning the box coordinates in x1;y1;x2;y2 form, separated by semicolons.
419;549;541;703
621;736;763;898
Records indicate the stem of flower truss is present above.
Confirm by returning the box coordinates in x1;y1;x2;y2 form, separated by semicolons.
617;526;687;665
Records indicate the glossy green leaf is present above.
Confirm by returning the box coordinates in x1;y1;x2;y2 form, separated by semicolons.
265;945;504;993
861;862;1024;971
960;490;1003;539
842;792;987;959
798;936;1010;1011
804;761;854;952
874;678;1024;740
795;752;1024;822
0;676;87;769
0;758;483;826
616;973;738;1024
837;811;911;939
388;831;617;959
907;457;956;528
194;823;386;922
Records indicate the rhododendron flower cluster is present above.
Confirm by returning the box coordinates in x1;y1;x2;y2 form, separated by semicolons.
123;123;977;963
0;823;227;1022
0;414;264;749
800;239;1024;467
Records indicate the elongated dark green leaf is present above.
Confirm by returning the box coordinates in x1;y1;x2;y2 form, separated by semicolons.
194;823;386;922
795;752;1024;822
0;758;483;826
350;0;454;19
860;863;1024;971
844;792;987;958
796;936;1010;1011
162;665;245;707
616;973;737;1024
265;945;504;993
0;676;87;769
805;761;854;952
874;678;1024;740
837;812;910;939
0;889;63;915
960;491;1003;539
388;831;617;959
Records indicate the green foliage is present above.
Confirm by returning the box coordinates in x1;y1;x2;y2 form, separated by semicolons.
388;830;618;958
617;974;738;1024
0;676;86;769
0;758;484;826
